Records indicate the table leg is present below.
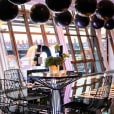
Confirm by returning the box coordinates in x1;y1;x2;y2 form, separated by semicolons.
51;89;63;114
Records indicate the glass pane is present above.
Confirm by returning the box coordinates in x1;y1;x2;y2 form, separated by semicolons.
86;78;91;84
77;78;85;86
47;35;57;46
14;34;29;58
0;23;9;31
2;33;18;68
94;47;102;72
101;28;106;38
12;15;26;32
85;86;91;92
32;34;44;45
71;36;80;50
45;25;55;34
70;36;84;61
3;33;14;54
79;28;86;35
2;33;14;54
64;36;73;70
95;61;102;72
81;36;93;59
102;38;107;51
64;36;70;50
87;62;95;73
94;47;99;60
69;27;77;35
77;63;85;72
12;25;26;32
29;25;41;32
75;87;83;96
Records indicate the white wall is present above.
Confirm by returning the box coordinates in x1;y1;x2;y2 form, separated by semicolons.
0;32;8;78
108;30;114;83
109;30;114;69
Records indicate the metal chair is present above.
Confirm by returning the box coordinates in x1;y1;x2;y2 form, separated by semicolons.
63;73;112;114
4;68;51;114
0;78;18;114
0;79;8;114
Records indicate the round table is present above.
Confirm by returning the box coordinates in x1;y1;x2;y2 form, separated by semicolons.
27;71;82;114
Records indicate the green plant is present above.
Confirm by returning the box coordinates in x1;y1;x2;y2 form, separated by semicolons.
45;56;64;67
55;44;60;51
45;45;69;67
54;44;69;59
62;53;69;59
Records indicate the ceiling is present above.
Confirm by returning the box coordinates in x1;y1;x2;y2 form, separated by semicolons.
27;0;114;4
26;0;114;12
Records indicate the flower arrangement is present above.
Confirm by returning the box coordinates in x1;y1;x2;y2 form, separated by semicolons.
45;45;69;67
45;56;64;67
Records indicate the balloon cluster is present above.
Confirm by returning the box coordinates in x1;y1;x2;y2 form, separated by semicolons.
74;0;97;28
75;0;114;29
75;0;97;17
75;14;90;28
45;0;72;13
95;0;114;30
0;0;19;21
29;0;72;25
0;0;72;25
30;3;50;24
0;0;113;30
0;0;30;21
54;11;73;27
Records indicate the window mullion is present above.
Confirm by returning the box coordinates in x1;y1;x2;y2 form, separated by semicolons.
40;25;49;46
75;27;88;73
7;22;20;68
85;28;97;72
65;27;78;71
21;5;33;46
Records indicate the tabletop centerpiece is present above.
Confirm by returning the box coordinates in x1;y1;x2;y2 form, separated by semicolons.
45;45;69;76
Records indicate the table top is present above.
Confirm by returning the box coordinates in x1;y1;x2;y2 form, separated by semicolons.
27;71;82;90
27;70;82;78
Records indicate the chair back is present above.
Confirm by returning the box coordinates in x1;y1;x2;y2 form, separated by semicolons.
63;73;112;113
93;74;112;99
87;74;112;112
4;69;27;100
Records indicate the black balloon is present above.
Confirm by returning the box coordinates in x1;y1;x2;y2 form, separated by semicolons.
75;14;90;28
45;0;72;13
8;0;30;5
54;11;73;27
104;18;114;30
30;4;50;24
75;0;97;16
91;15;104;29
96;0;114;19
0;0;19;21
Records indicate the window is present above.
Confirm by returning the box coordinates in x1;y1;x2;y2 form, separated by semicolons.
0;5;105;73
